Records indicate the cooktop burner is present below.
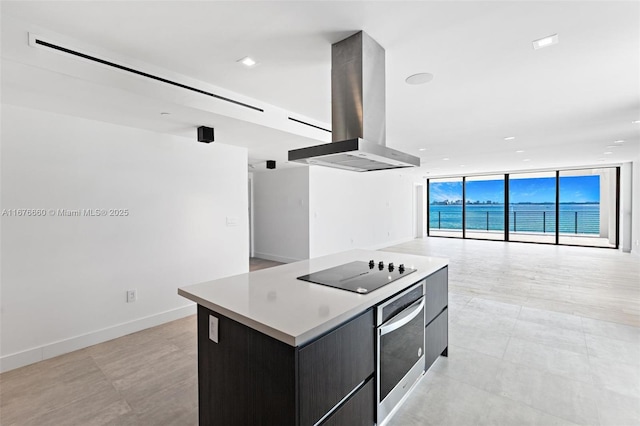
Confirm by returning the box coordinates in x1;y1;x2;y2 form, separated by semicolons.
297;260;416;294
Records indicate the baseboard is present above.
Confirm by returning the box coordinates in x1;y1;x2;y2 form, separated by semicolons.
253;251;305;264
0;304;196;373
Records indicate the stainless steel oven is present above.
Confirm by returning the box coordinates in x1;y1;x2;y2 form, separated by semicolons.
376;281;425;425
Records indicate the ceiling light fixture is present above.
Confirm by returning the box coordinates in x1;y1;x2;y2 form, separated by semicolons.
516;150;525;153
613;140;625;144
405;73;434;85
604;151;612;155
442;157;450;161
237;56;257;67
532;34;559;50
633;120;640;124
419;148;427;151
504;136;516;141
606;145;619;149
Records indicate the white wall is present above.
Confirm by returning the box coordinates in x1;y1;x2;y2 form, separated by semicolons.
253;167;310;262
309;167;422;258
632;160;639;256
0;105;249;371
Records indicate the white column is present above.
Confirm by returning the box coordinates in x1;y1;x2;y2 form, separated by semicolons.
619;162;633;252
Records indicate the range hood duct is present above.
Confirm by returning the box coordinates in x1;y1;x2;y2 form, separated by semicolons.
288;31;420;172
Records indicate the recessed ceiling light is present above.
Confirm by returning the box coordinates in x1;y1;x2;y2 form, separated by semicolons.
405;73;434;85
237;56;257;67
504;136;516;141
632;120;640;124
516;150;525;153
613;140;625;144
419;148;427;151
604;151;613;155
442;157;450;161
532;34;559;50
606;145;619;149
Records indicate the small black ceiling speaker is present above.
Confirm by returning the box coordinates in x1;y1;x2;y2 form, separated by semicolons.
266;160;276;169
197;126;215;143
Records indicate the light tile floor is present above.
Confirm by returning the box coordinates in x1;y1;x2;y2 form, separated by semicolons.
384;237;640;426
1;240;638;425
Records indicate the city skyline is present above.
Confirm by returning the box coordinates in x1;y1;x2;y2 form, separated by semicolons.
430;176;600;204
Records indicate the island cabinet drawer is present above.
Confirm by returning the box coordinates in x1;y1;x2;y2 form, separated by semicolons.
425;308;448;371
321;377;374;426
424;266;448;325
298;309;375;426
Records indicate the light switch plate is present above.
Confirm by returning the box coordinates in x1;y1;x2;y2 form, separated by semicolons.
209;315;219;343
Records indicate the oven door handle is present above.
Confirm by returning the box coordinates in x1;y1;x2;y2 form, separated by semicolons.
379;297;425;336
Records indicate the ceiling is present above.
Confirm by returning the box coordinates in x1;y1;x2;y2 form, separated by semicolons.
2;1;639;177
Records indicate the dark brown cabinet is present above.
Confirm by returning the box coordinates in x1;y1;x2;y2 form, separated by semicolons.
195;266;447;426
321;378;374;426
424;266;449;371
299;310;374;425
425;308;448;370
197;306;374;426
425;267;448;325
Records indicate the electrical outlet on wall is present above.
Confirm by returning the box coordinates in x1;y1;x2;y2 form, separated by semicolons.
209;315;219;343
126;289;137;303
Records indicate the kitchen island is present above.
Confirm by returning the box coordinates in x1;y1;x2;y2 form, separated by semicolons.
178;249;448;426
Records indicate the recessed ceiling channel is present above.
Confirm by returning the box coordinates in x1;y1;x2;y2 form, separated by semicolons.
287;117;332;133
28;34;264;113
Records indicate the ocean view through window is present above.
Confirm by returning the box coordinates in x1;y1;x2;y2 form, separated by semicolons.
465;175;505;240
427;168;618;248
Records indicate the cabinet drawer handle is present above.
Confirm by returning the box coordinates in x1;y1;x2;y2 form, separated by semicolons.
379;298;424;336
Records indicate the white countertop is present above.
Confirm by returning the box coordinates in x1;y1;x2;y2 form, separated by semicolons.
178;249;448;347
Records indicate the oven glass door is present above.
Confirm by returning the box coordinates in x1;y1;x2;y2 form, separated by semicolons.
378;297;425;402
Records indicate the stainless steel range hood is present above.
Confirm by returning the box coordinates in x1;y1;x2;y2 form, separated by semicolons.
288;31;420;172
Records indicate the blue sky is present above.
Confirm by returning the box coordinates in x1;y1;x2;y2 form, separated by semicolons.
429;181;463;203
559;176;600;203
466;180;504;203
430;176;600;204
509;177;555;203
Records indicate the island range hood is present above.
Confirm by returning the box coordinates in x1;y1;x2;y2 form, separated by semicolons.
288;31;420;172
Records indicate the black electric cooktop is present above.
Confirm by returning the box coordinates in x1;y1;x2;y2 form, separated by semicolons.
297;260;416;294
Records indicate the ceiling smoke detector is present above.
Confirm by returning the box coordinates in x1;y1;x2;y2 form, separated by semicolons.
405;73;434;85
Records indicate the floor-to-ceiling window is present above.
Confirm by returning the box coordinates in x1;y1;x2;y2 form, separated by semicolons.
427;167;619;248
558;168;617;248
464;175;505;241
428;177;463;238
508;171;557;244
